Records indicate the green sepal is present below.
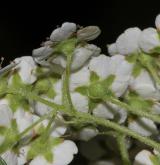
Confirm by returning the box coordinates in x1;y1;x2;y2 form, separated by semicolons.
150;154;160;165
150;46;160;54
0;120;19;154
125;92;153;112
55;38;77;56
125;54;138;63
75;86;88;96
6;73;32;112
132;62;143;78
90;71;100;82
88;74;115;99
27;136;62;163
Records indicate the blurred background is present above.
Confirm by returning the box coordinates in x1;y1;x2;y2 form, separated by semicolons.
0;1;159;164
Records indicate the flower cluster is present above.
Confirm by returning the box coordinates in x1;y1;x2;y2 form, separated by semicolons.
1;15;160;165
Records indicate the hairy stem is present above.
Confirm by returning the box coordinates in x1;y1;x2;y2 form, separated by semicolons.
104;96;160;123
116;134;131;165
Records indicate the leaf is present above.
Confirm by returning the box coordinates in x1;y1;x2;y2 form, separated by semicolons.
90;71;100;82
0;156;7;165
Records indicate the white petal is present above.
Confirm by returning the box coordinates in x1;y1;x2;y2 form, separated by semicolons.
13;109;33;134
71;44;101;70
34;95;54;116
0;104;13;127
78;127;98;141
93;103;114;119
17;146;30;165
50;22;76;42
50;116;67;138
91;160;116;165
134;150;153;165
128;117;158;136
13;56;37;84
89;54;110;79
155;14;160;31
30;156;52;165
71;92;89;113
116;27;141;55
70;66;90;91
139;28;160;53
129;69;160;100
1;150;17;165
52;140;78;165
107;43;118;56
32;46;53;59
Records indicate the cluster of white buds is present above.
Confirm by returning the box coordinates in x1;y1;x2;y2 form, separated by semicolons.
1;15;160;165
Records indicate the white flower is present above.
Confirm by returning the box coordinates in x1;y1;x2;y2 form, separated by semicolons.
32;46;54;66
12;56;37;84
89;54;133;97
134;150;154;165
29;140;78;165
50;22;77;42
70;65;90;91
34;95;54;116
78;127;98;141
71;92;89;113
107;43;118;56
0;104;12;127
155;14;160;31
139;28;160;53
116;27;141;55
129;69;160;100
1;150;17;165
52;44;101;71
93;102;127;123
91;160;117;165
128;117;158;136
13;108;33;134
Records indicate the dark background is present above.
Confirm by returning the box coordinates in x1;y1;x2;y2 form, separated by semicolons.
0;1;160;164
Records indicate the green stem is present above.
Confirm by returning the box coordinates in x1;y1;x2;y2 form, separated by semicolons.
4;89;160;153
62;54;74;112
104;96;160;123
77;112;160;151
116;133;131;165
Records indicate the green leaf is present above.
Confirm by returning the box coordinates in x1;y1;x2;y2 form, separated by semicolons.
90;71;100;82
132;62;142;78
0;156;7;165
27;136;62;163
75;86;88;96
